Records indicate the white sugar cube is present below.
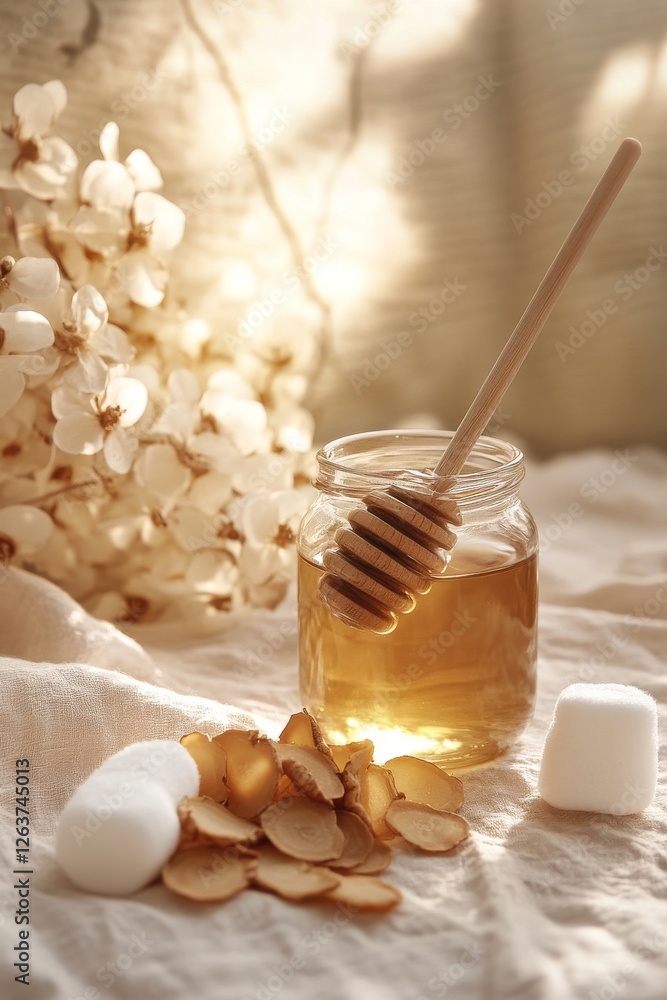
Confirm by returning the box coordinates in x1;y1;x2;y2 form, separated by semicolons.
56;740;199;895
538;683;658;814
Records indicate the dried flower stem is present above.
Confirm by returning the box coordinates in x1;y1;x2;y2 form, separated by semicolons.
178;0;334;380
18;480;100;508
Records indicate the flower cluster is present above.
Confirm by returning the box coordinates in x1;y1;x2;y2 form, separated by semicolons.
0;82;316;622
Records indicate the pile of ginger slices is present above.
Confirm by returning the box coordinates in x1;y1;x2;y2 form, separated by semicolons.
163;710;469;912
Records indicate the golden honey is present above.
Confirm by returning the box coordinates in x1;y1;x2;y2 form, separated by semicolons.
298;546;537;768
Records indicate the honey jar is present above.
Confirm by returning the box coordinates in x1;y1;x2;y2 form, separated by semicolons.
297;430;538;768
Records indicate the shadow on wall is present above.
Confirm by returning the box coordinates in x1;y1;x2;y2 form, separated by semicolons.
0;0;665;456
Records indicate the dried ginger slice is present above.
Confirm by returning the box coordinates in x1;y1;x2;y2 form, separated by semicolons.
274;743;344;804
180;732;228;802
253;843;340;900
329;739;374;774
350;839;393;875
303;709;336;762
162;845;253;902
385;800;469;853
260;796;344;863
279;710;334;762
279;711;314;747
360;763;402;839
384;756;464;813
213;730;279;819
178;796;263;846
337;766;372;829
324;874;401;912
275;773;298;799
331;811;374;870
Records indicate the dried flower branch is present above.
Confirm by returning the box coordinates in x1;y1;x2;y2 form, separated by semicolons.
0;80;317;622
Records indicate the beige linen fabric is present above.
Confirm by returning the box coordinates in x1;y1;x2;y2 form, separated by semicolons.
0;447;666;1000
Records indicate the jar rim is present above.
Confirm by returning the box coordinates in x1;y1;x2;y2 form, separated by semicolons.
317;429;523;483
315;430;525;507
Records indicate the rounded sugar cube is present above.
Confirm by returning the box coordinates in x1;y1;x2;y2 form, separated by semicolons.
56;739;199;895
538;683;658;814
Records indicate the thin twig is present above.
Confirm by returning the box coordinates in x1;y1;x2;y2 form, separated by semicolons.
17;479;100;507
314;44;368;243
179;0;324;308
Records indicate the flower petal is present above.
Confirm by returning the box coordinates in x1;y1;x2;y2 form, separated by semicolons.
201;393;267;455
16;162;60;201
99;121;120;162
89;322;132;363
168;368;200;403
133;191;185;251
51;383;89;419
127;363;160;395
104;376;148;427
239;495;278;544
71;205;129;255
0;364;25;417
188;432;240;473
18;136;77;197
104;427;138;475
135;443;190;501
25;347;60;378
0;306;54;352
186;550;237;594
152;400;198;440
272;404;315;452
13;83;57;139
232;452;294;494
239;541;284;585
0;504;53;553
71;284;108;335
14;354;51;376
206;369;255;400
80;159;135;211
43;80;67;119
53;412;103;455
63;351;108;394
114;250;167;307
125;149;163;192
188;472;233;515
7;257;59;299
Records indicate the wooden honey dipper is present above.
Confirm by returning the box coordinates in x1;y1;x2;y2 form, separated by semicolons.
319;136;642;633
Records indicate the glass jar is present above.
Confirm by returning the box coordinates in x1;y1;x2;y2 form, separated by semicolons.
297;430;538;769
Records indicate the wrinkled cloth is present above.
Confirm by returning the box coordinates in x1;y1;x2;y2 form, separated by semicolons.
1;447;666;1000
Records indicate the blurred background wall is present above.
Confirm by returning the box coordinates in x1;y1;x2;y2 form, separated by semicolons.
1;0;665;457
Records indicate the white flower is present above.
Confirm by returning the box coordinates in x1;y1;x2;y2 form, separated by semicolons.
232;452;295;495
151;368;200;441
0;78;315;620
201;370;268;455
187;471;233;515
134;442;191;509
58;284;132;393
0;81;76;200
52;376;148;474
238;490;309;584
80;121;163;210
269;402;315;453
185;549;239;599
0;504;53;559
113;191;185;307
187;431;241;474
0;255;59;300
77;123;185;307
0;304;55;416
0;394;51;475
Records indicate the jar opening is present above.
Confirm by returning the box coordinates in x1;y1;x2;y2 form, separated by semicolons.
315;429;525;506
